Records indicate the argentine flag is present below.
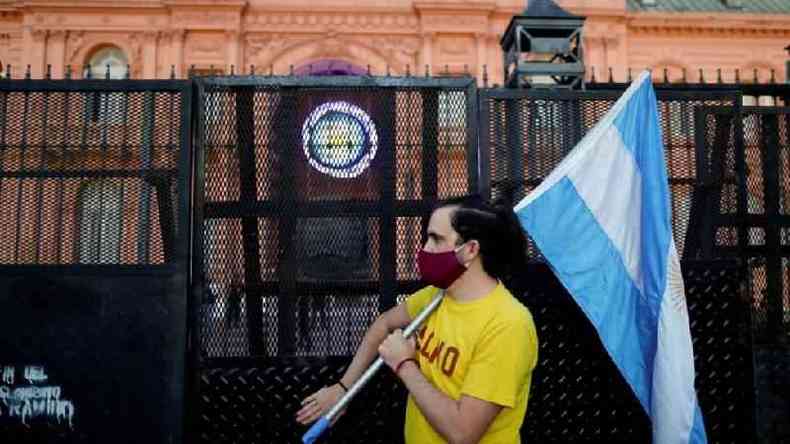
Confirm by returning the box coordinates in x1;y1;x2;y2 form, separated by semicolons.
514;72;707;444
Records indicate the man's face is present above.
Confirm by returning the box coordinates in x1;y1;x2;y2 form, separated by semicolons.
423;206;461;253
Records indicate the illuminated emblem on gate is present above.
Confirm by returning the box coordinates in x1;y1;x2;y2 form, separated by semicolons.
302;101;378;178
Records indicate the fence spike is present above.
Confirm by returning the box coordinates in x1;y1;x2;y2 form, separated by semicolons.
125;64;131;79
717;68;723;84
663;68;669;83
289;65;294;76
590;66;596;83
608;67;614;83
230;65;235;76
170;65;176;79
105;64;110;79
753;68;759;84
770;69;776;84
25;64;31;79
444;64;449;75
5;64;10;79
406;64;410;77
425;64;430;77
386;65;391;77
682;68;687;84
627;68;632;82
366;64;371;76
65;65;71;80
45;64;51;79
189;64;196;78
482;64;488;88
698;68;704;83
735;69;740;83
250;64;255;75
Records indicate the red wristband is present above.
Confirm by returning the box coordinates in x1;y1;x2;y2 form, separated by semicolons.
394;358;419;375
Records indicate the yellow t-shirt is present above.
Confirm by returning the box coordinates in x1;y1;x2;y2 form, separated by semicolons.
403;283;538;444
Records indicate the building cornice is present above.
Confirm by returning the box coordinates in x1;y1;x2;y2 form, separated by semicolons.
627;11;790;36
12;0;164;9
413;1;496;13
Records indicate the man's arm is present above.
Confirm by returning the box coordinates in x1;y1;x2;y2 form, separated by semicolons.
339;303;411;387
296;304;411;425
378;330;502;444
397;361;501;444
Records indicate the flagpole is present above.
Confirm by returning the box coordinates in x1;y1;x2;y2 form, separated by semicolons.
302;290;445;444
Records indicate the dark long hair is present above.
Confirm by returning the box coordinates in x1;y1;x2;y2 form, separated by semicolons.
433;194;528;286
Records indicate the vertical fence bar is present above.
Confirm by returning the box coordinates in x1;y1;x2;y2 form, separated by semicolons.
55;85;70;263
15;87;31;262
276;88;298;356
760;113;783;342
235;85;265;356
34;88;49;263
379;88;397;312
139;91;155;263
0;88;7;263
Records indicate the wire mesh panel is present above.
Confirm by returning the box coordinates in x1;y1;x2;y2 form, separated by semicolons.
0;79;192;444
0;83;186;265
194;75;478;361
479;88;738;261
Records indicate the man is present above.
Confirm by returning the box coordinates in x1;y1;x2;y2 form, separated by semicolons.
296;195;538;444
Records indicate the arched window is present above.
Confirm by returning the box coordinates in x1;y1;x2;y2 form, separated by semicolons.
78;180;122;264
84;46;128;122
85;46;128;79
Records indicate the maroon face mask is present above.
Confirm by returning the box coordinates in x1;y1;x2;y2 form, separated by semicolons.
417;245;467;289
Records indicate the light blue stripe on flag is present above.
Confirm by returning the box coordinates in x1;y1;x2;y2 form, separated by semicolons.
514;71;707;444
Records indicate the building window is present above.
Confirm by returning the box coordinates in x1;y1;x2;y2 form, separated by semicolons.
84;47;128;123
78;180;123;264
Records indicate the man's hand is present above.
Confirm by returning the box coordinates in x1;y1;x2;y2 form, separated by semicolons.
377;328;416;371
295;384;346;425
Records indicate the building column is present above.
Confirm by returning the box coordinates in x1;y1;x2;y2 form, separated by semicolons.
584;37;604;81
476;32;487;82
170;29;186;78
225;30;239;72
23;26;48;78
143;31;159;79
420;32;434;74
47;30;67;79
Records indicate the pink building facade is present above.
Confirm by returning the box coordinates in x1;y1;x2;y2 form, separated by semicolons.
0;0;787;84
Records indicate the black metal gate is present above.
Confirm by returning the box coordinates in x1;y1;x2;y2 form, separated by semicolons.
691;105;790;442
191;75;479;443
478;87;756;443
0;79;193;444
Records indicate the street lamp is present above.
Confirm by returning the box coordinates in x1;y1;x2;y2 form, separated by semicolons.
500;0;586;89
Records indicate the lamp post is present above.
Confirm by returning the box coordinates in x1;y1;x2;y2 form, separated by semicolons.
500;0;586;89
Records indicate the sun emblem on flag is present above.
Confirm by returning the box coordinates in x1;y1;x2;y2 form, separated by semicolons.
302;101;378;179
667;253;687;316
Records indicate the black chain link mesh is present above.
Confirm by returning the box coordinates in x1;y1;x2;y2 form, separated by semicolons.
0;87;183;265
197;78;476;359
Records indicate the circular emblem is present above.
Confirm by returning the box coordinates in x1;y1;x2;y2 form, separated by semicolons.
302;101;378;178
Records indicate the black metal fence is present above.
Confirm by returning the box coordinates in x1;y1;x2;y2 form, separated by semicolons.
193;75;478;361
197;260;751;444
0;70;787;444
0;79;193;443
